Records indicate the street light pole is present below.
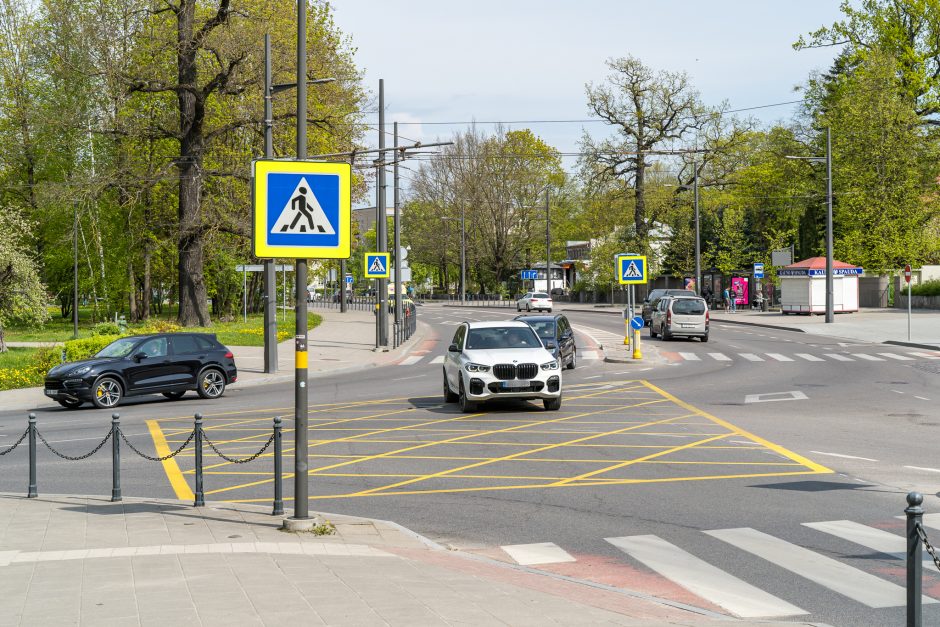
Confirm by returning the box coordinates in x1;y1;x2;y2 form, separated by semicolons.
460;205;466;305
545;188;551;294
393;121;401;334
73;205;78;339
693;165;701;295
262;34;277;374
376;79;388;347
825;126;833;324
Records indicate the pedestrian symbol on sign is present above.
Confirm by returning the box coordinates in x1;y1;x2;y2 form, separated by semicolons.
369;256;386;274
270;177;336;235
622;261;642;280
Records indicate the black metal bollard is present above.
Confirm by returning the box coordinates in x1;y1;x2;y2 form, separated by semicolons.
194;413;205;507
272;416;283;516
111;413;122;502
27;413;37;498
907;491;924;627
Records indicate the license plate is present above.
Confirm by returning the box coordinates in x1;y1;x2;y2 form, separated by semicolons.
44;389;56;397
501;380;530;389
681;324;696;328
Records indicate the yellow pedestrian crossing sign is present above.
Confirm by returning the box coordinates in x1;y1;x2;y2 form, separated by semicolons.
364;252;390;279
617;255;647;284
252;159;351;259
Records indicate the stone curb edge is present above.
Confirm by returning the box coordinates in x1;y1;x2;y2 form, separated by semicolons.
883;339;940;351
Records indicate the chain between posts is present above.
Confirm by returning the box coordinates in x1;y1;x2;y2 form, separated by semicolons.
201;430;275;464
36;429;112;461
0;428;29;456
916;524;940;572
119;427;195;462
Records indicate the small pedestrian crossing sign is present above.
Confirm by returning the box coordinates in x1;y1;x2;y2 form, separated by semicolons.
252;159;350;259
617;255;647;284
364;252;390;279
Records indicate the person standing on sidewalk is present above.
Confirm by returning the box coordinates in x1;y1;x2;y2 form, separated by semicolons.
722;286;732;312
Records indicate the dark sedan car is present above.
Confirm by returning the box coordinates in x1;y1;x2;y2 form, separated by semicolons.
43;333;237;409
513;314;577;369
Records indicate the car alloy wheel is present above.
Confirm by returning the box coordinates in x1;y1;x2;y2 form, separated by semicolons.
197;369;226;399
92;377;122;409
458;380;477;413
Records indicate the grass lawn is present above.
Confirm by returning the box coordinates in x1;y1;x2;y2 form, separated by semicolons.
4;307;321;347
0;347;41;369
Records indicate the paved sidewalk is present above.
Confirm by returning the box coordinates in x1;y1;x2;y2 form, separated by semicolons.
0;309;428;413
557;303;940;349
0;495;827;626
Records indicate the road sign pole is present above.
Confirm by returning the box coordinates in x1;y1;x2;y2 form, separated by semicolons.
376;79;388;348
907;264;913;342
262;34;277;374
339;259;347;313
393;122;402;336
291;0;310;525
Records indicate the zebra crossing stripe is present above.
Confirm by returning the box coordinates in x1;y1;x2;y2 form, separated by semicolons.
705;527;931;608
854;354;885;361
878;353;914;361
765;353;794;362
678;352;701;361
910;352;940;359
708;353;732;361
824;354;854;362
605;535;807;618
795;353;825;362
429;355;445;365
500;542;575;566
803;520;932;564
739;353;763;361
399;355;423;366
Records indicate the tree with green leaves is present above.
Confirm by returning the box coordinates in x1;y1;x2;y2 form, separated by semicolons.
0;208;48;352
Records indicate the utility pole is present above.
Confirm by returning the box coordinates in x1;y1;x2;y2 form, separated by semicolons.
73;206;78;339
376;79;388;348
291;0;310;525
262;34;277;373
825;126;834;324
393;121;401;336
545;188;551;294
693;164;701;295
460;204;466;305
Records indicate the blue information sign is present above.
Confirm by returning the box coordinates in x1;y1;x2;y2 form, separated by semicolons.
345;274;353;285
754;262;765;279
520;269;538;280
630;316;644;330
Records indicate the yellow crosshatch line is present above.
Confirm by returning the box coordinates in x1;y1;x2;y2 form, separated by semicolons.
149;380;832;502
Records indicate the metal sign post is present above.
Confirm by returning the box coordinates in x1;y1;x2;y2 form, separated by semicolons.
905;264;912;341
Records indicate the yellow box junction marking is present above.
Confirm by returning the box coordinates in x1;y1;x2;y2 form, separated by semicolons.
149;381;831;503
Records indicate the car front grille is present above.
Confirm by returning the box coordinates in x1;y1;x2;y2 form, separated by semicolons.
492;363;538;380
44;380;63;390
487;381;545;394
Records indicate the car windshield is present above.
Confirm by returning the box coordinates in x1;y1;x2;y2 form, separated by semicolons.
672;299;706;315
94;337;139;358
533;293;549;299
646;290;665;303
524;320;556;339
466;326;542;350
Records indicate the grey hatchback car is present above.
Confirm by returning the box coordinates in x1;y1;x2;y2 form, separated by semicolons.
650;296;709;342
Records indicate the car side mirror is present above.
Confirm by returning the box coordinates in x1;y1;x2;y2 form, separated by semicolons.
133;352;147;362
448;343;460;353
545;342;557;350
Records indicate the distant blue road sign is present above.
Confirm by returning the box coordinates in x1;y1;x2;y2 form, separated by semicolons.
520;269;538;280
364;252;390;279
754;262;765;279
345;274;353;285
630;316;644;330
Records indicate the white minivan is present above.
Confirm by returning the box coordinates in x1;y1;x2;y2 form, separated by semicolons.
650;296;709;342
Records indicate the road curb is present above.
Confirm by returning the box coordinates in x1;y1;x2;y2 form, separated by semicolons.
709;316;806;333
883;339;940;351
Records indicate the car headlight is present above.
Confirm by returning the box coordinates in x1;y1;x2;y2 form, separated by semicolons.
68;365;92;376
540;360;559;371
465;363;490;373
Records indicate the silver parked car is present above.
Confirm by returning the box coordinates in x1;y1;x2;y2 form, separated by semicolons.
650;296;709;342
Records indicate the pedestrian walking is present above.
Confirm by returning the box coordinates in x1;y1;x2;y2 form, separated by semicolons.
722;287;731;312
730;287;738;313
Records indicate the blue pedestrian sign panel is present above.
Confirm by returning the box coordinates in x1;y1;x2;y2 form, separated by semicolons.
617;255;647;285
754;262;765;279
630;316;644;330
252;160;351;259
520;269;538;280
364;252;390;279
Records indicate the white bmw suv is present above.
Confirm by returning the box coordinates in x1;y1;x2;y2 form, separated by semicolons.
443;321;562;413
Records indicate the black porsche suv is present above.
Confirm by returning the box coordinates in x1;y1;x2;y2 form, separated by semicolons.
43;333;238;409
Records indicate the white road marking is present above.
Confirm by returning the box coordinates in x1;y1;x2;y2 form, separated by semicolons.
824;354;854;362
795;353;824;362
392;375;427;381
429;355;445;364
904;466;940;473
910;352;940;359
802;521;926;563
765;353;794;362
399;355;423;366
891;390;904;395
915;396;931;401
708;353;732;361
605;535;806;618
580;351;600;360
853;354;884;361
705;527;932;608
583;375;602;380
739;353;763;362
809;451;878;462
500;542;575;566
744;391;808;404
878;353;914;361
678;352;701;361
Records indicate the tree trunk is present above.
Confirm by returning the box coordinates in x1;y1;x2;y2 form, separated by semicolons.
634;158;649;244
0;326;6;353
141;244;152;320
175;0;210;327
128;261;138;321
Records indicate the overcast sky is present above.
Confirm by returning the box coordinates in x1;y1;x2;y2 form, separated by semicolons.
330;0;846;179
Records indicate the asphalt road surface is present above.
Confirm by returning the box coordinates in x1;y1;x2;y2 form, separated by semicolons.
2;303;939;626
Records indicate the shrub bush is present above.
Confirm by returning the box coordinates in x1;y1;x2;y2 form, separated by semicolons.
64;334;121;362
137;320;182;334
92;321;122;336
911;279;940;297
